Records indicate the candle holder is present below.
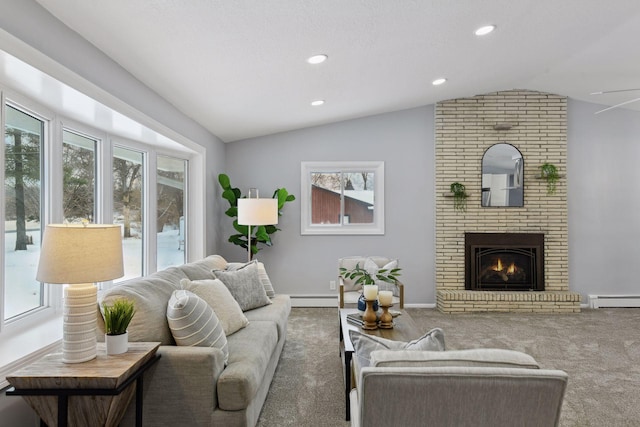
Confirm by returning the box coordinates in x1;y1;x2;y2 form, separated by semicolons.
378;304;394;329
362;298;378;330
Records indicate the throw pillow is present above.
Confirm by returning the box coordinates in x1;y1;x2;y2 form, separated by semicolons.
226;260;276;298
212;260;272;311
180;278;249;335
166;290;229;365
349;328;445;369
364;257;399;295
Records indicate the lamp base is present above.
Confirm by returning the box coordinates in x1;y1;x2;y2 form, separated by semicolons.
62;283;97;363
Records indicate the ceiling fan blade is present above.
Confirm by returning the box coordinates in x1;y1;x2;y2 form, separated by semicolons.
595;96;640;114
591;88;640;95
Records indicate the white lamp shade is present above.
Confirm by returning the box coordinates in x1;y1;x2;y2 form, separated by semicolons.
237;198;278;226
36;224;124;284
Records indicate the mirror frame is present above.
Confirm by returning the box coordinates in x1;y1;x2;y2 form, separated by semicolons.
481;143;524;208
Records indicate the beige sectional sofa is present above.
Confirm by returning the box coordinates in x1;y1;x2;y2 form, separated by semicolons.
96;255;291;427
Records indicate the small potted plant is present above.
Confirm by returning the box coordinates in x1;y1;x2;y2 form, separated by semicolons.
450;182;468;212
540;163;559;195
102;298;135;355
339;265;402;313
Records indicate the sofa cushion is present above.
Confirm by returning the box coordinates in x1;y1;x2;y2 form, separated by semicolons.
180;278;249;335
213;261;271;311
243;294;291;340
217;320;279;411
166;290;229;364
370;348;540;369
349;328;445;369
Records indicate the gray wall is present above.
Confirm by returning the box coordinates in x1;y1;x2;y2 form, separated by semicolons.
221;106;436;304
568;99;640;297
0;0;227;256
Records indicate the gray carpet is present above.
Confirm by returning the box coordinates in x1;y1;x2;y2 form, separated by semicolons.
257;307;640;427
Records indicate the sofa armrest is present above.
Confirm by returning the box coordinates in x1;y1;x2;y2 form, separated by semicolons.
126;345;226;426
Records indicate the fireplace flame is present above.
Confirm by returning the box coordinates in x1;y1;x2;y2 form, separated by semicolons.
493;258;517;275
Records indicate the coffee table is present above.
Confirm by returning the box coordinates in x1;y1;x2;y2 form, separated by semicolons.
339;307;422;421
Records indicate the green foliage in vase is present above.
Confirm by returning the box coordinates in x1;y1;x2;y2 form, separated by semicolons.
339;264;402;286
218;173;295;258
102;299;135;336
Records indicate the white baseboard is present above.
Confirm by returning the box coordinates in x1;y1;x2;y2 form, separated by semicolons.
288;295;437;309
289;295;338;307
588;295;640;308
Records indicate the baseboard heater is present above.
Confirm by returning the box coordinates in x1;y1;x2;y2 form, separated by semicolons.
289;294;337;307
588;295;640;308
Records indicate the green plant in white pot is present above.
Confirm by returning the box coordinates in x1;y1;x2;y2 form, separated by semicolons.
102;298;135;355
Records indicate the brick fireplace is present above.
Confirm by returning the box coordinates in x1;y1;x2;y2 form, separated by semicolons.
435;90;581;313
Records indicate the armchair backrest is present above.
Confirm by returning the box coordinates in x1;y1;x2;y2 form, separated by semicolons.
354;366;567;427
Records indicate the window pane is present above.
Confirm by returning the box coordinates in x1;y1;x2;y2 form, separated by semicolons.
343;172;374;224
157;156;186;270
63;130;96;222
310;172;341;224
4;105;43;320
113;146;143;281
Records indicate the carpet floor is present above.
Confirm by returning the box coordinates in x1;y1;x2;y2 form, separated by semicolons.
257;307;640;427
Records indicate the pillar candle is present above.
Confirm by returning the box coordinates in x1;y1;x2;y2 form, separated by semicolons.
363;285;378;300
378;290;393;306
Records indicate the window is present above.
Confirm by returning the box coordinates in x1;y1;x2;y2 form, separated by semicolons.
62;130;97;222
113;146;144;281
157;155;186;270
3;104;45;320
300;161;384;235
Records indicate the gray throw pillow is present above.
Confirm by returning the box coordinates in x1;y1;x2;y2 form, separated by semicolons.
166;290;229;365
226;260;276;298
349;328;446;369
213;261;272;311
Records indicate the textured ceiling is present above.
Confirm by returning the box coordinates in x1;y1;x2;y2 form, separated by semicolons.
35;0;640;142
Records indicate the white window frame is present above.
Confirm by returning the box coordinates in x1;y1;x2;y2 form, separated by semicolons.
300;161;385;235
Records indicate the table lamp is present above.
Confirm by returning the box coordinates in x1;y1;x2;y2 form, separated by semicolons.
237;190;278;262
36;224;124;363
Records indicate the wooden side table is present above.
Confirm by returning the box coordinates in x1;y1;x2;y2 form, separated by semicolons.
6;342;161;427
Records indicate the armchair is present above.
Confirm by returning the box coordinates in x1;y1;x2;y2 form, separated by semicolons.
350;348;568;427
338;256;404;309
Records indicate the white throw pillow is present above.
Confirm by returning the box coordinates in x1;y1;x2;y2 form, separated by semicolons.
167;290;229;365
180;278;249;335
349;328;446;369
364;257;399;294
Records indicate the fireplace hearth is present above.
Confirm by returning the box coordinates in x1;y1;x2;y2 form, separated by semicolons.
465;233;544;291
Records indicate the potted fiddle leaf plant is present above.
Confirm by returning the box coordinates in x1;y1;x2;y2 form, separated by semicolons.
218;174;295;259
102;298;135;355
450;182;468;212
540;163;559;195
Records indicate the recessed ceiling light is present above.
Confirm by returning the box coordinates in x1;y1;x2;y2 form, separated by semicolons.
432;78;447;86
311;100;325;106
307;54;328;64
475;25;496;36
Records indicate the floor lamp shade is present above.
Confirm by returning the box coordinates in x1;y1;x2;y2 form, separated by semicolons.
36;224;124;363
237;198;278;261
237;198;279;226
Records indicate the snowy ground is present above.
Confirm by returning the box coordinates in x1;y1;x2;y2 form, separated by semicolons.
4;224;184;320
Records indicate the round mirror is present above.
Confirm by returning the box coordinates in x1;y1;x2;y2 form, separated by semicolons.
481;143;524;207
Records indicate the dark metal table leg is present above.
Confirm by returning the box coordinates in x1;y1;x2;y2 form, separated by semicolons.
136;376;144;427
58;394;68;427
344;350;352;421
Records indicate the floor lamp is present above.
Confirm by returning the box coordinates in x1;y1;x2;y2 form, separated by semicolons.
237;191;278;262
36;224;124;363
